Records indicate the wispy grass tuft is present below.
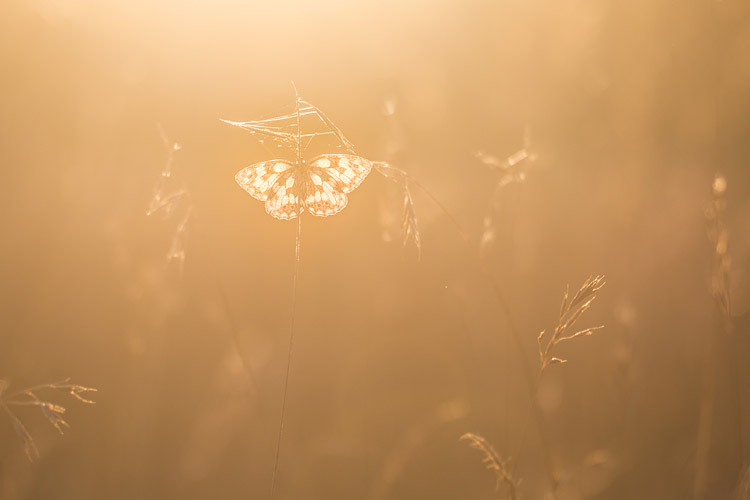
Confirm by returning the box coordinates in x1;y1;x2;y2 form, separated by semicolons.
461;433;519;500
461;275;607;499
477;126;537;253
148;123;192;273
401;183;421;258
374;162;422;258
0;378;97;460
537;275;605;371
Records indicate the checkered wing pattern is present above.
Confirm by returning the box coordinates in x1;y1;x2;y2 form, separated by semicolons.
235;160;295;201
303;154;372;217
235;159;302;220
235;154;372;220
308;154;372;194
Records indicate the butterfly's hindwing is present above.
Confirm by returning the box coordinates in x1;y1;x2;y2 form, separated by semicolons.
302;168;348;217
235;160;295;201
265;170;303;220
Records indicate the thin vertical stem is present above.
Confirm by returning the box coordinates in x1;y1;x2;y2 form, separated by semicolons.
269;84;304;500
268;214;302;500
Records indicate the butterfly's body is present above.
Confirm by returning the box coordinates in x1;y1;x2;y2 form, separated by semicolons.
235;154;372;220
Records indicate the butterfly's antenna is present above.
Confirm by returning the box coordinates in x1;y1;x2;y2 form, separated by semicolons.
269;84;304;500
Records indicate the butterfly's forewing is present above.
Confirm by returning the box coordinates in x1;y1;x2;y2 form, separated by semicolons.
308;154;372;194
235;160;296;201
302;155;372;217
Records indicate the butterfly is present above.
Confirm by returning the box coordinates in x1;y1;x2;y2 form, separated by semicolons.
235;154;372;220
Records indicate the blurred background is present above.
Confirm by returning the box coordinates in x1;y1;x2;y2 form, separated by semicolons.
1;0;749;499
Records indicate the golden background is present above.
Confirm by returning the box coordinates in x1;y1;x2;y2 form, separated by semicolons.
1;0;749;499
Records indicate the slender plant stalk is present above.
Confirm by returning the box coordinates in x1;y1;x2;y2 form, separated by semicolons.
199;211;264;409
695;0;730;493
150;126;264;411
269;84;304;500
268;213;301;500
512;276;604;494
694;335;717;500
386;167;557;490
694;172;738;499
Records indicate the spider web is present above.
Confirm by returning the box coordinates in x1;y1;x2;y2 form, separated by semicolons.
221;97;355;156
